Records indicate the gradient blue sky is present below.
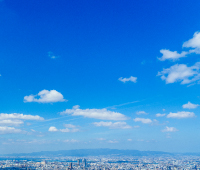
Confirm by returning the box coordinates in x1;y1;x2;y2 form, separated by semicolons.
0;0;200;154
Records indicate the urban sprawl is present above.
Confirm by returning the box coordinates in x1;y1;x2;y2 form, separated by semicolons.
0;156;200;170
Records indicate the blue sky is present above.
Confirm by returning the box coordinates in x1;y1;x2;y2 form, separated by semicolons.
0;0;200;154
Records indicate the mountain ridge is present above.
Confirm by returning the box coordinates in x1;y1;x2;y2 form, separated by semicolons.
2;148;172;157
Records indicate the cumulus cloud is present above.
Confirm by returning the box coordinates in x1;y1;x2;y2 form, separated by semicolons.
118;76;137;83
48;126;58;132
156;113;166;117
24;90;66;103
162;126;178;132
157;62;200;84
61;105;127;120
93;121;131;129
182;101;199;109
158;32;200;62
0;126;22;134
136;111;148;115
0;120;23;126
0;113;44;120
49;124;79;133
133;118;152;124
183;32;200;54
158;49;188;61
167;111;195;119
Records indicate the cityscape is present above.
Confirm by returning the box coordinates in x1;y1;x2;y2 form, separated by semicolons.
0;155;200;170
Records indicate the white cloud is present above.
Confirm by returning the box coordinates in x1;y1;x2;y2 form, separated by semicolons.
162;126;178;132
63;139;78;143
48;51;59;59
158;32;200;63
24;90;66;103
0;120;23;126
61;105;127;120
49;124;79;133
108;140;118;143
0;113;44;120
156;113;166;117
167;111;195;119
183;32;200;54
118;76;137;83
158;49;188;61
93;121;131;129
97;138;106;141
0;126;22;134
60;128;70;132
136;111;148;115
48;126;58;132
60;124;79;133
133;118;152;124
182;101;199;109
64;124;76;128
127;139;132;141
157;62;200;84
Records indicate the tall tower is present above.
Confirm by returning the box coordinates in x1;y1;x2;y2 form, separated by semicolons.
83;158;87;167
77;159;80;166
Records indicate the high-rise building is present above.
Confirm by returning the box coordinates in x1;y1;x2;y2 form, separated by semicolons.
77;159;81;166
83;159;87;167
67;162;73;170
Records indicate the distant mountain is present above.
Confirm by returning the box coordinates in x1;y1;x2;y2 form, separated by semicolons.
3;149;172;157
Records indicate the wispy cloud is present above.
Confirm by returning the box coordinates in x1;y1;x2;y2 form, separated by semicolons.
97;138;106;141
118;76;137;83
0;126;22;134
108;140;118;143
167;111;195;119
0;120;23;126
136;111;148;115
162;126;178;132
63;139;79;143
93;121;131;129
106;100;139;109
0;113;44;120
48;51;59;59
24;89;66;103
156;113;166;117
133;118;152;124
61;105;127;120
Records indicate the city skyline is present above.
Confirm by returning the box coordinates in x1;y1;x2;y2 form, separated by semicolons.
0;0;200;154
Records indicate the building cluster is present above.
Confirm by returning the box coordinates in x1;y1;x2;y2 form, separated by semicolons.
0;156;200;170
